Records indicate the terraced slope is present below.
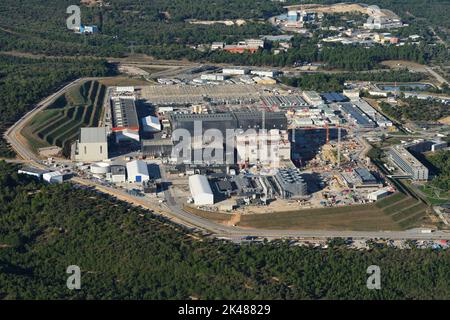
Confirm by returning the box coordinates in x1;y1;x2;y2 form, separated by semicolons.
188;192;432;231
21;80;106;156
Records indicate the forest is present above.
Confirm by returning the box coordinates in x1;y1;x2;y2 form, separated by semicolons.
0;161;449;300
281;70;426;92
0;54;113;157
426;150;450;192
380;97;450;123
0;0;448;69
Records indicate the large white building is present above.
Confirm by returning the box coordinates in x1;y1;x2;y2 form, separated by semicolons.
73;127;108;162
126;160;150;183
189;175;214;205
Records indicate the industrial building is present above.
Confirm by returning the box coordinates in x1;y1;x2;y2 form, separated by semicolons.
111;97;140;142
236;129;291;166
223;39;265;54
108;165;127;183
73;127;108;162
353;168;380;187
141;139;174;157
388;145;429;181
90;162;111;175
261;95;308;108
222;68;250;75
339;103;376;128
200;74;229;81
141;116;162;133
18;167;47;180
169;111;288;136
368;189;391;201
273;168;308;199
303;91;324;106
321;92;348;104
189;175;214;205
43;171;71;184
126;160;150;183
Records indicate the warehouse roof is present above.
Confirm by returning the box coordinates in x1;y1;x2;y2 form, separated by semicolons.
126;160;149;177
189;175;213;197
111;98;139;130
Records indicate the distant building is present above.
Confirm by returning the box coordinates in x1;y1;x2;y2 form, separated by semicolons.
250;70;279;78
73;127;108;162
201;74;229;81
211;42;225;50
189;175;214;205
388;145;429;180
223;39;265;54
222;68;250;75
76;25;98;34
302;91;324;106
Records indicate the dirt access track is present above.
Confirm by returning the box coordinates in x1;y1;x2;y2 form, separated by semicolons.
284;3;399;20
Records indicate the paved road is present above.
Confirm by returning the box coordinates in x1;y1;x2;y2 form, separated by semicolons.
5;78;450;241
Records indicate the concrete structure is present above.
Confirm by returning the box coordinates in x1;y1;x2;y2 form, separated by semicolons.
189;175;214;205
236;129;290;166
368;189;391;201
73;127;108;162
109;165;127;183
388;145;429;181
273;168;308;199
126;160;150;183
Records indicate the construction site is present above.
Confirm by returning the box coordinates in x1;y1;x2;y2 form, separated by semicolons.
15;64;444;232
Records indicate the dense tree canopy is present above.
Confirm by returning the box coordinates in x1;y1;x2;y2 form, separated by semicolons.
0;161;449;299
